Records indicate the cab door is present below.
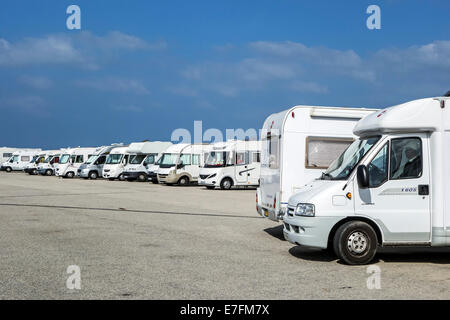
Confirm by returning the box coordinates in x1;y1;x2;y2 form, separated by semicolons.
354;133;431;243
234;151;249;184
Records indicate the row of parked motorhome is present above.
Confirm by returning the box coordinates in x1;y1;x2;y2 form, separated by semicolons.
2;94;450;265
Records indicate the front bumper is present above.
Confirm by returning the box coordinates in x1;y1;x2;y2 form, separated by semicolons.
0;166;7;171
24;168;37;174
158;173;178;184
283;214;344;249
122;171;145;180
38;168;52;175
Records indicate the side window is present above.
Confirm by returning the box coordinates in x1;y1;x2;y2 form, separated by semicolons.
305;137;353;169
252;152;261;163
70;155;76;163
75;155;83;163
368;143;389;188
390;138;422;179
180;154;191;165
236;152;249;165
144;155;155;165
268;135;279;169
192;154;200;165
21;156;30;162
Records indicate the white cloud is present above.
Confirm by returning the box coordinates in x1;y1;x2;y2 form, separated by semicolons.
76;77;150;95
0;31;165;69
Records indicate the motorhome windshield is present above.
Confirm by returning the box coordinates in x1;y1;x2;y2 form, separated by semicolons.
85;155;97;164
44;156;53;163
30;155;39;163
204;151;232;168
106;154;123;164
159;153;178;167
59;154;71;164
130;154;146;164
321;136;380;180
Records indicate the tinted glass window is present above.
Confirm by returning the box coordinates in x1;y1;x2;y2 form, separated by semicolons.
390;138;422;179
368;143;389;188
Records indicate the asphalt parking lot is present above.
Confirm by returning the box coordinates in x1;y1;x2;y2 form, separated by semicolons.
0;172;449;299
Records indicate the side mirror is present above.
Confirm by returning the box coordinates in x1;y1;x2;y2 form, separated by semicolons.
357;165;370;189
177;163;184;169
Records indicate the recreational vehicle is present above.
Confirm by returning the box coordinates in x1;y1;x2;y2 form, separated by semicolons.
157;143;212;185
0;147;19;164
102;146;130;181
283;95;450;265
0;149;42;172
256;106;377;222
78;144;122;179
55;147;97;178
37;151;62;176
198;140;262;190
122;141;172;182
24;151;56;175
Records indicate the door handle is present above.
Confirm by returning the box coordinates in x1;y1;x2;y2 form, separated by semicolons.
418;184;429;196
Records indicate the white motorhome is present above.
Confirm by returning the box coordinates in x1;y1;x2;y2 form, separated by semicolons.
198;140;262;190
55;147;97;178
24;150;59;175
257;106;378;222
157;143;212;185
78;144;122;179
37;151;63;176
0;147;19;164
102;146;130;181
1;149;42;172
283;96;450;265
122;141;172;182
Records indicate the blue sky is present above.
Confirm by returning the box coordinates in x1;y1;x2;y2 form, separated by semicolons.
0;0;449;149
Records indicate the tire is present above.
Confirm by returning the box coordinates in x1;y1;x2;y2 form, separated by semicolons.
89;171;98;180
45;169;53;176
108;178;115;181
178;176;189;186
220;178;233;190
65;171;75;179
32;169;38;175
333;221;378;265
206;186;215;190
151;178;158;184
5;167;12;172
118;174;125;181
137;173;147;182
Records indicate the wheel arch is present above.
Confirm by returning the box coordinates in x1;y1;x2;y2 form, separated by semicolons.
327;216;383;248
220;175;235;186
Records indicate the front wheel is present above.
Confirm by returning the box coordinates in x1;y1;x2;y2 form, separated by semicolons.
45;169;53;176
151;178;158;184
5;167;12;172
220;178;233;190
137;173;147;182
178;176;189;186
89;171;98;180
333;221;378;265
118;174;125;181
65;171;75;179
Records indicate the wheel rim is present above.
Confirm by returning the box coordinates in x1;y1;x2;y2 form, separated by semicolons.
347;231;368;255
223;180;231;189
90;173;97;179
180;178;186;184
139;175;145;181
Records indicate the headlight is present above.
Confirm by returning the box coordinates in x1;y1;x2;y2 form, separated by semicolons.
208;173;216;179
169;169;175;174
294;203;315;217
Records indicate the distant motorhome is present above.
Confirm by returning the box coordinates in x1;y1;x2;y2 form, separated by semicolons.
0;149;42;172
55;147;98;178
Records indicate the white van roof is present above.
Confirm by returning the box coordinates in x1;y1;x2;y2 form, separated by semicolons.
109;146;129;154
127;141;172;154
163;143;190;154
211;140;261;151
353;97;450;137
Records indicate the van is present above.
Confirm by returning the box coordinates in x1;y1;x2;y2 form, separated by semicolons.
283;95;450;265
0;147;19;164
37;151;63;176
157;143;212;185
1;149;42;172
102;146;130;181
198;140;261;190
256;106;378;222
24;151;58;175
55;147;98;178
78;144;122;179
122;141;172;182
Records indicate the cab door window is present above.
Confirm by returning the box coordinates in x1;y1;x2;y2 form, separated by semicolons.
390;138;422;179
368;143;389;188
96;155;106;165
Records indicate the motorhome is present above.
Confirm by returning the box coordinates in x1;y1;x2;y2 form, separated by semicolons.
0;149;42;172
122;141;172;182
37;151;62;176
78;144;122;179
0;147;19;164
102;146;130;181
55;147;97;178
283;95;450;265
157;143;212;185
256;106;377;222
24;151;58;175
198;140;262;190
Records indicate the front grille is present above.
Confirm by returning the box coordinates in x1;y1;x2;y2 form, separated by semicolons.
158;174;167;178
104;169;110;172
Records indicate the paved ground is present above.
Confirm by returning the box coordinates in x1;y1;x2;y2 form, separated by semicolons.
0;172;449;299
